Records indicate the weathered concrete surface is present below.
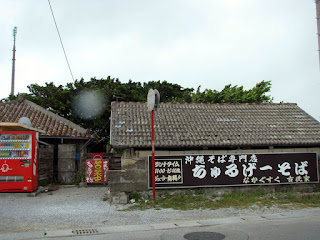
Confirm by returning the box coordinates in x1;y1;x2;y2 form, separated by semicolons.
58;144;76;183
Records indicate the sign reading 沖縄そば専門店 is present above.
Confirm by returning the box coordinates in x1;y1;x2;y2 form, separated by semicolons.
148;153;319;189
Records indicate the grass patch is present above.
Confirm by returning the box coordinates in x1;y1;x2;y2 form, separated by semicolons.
126;190;320;211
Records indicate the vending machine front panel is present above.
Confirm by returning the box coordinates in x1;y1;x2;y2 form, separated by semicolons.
0;131;38;192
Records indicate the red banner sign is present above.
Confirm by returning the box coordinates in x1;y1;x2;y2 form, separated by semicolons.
86;153;108;183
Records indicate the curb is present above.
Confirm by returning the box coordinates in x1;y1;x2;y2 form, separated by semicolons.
1;209;320;239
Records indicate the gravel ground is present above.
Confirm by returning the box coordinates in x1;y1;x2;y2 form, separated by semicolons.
0;186;303;234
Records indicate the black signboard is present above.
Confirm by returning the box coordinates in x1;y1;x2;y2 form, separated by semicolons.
148;152;319;189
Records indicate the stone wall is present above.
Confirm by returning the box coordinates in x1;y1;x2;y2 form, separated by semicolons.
108;149;148;193
58;144;76;183
37;139;90;184
38;144;54;183
107;147;320;194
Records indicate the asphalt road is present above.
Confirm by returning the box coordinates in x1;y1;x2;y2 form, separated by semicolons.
2;208;320;240
46;211;320;240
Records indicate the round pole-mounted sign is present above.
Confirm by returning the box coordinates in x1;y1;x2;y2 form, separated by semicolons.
147;89;160;111
147;89;155;111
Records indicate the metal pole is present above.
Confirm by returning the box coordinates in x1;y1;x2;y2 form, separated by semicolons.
316;0;320;70
11;27;17;96
151;110;156;202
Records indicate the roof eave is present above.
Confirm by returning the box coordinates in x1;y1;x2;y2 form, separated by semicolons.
111;142;320;149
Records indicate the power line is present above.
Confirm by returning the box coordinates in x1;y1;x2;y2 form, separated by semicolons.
48;0;75;81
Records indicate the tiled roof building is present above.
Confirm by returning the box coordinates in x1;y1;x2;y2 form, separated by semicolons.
110;102;320;149
0;99;90;138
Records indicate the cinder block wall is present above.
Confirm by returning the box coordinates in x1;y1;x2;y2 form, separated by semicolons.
107;147;320;194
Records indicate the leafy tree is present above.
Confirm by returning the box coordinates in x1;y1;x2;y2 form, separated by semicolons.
192;80;272;104
27;82;73;117
1;78;272;139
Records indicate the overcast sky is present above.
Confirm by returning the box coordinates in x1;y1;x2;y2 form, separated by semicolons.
0;0;320;120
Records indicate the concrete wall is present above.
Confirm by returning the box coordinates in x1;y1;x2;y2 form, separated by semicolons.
107;147;320;194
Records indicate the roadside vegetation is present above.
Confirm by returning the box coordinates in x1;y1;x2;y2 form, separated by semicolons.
125;187;320;211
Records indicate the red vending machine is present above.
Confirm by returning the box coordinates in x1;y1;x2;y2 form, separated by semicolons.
0;131;39;192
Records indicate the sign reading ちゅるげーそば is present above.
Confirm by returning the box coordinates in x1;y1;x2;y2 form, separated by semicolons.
86;153;109;183
148;152;319;189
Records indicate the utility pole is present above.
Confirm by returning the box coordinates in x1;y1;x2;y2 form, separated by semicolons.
11;27;17;96
316;1;320;69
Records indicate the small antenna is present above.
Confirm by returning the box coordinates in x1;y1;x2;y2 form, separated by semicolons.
113;95;123;102
11;26;17;96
